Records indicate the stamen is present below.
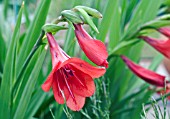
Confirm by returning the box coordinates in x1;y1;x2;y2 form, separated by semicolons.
55;72;62;97
73;72;87;89
61;69;76;104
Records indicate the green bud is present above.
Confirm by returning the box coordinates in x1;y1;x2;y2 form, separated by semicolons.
42;24;67;33
75;6;102;18
61;10;83;24
75;7;99;33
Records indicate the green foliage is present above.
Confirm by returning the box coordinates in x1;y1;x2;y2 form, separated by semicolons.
0;0;170;119
0;3;24;118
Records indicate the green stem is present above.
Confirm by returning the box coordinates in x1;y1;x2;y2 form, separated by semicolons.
13;30;45;94
145;92;170;105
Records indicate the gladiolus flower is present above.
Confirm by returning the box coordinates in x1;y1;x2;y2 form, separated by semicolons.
121;55;166;87
42;33;106;111
74;24;108;68
139;36;170;59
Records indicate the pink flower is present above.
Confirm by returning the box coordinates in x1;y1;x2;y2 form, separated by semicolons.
74;24;108;68
121;55;166;87
139;36;170;59
42;33;106;111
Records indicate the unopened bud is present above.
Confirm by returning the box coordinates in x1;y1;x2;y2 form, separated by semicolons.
61;10;83;24
75;6;102;18
42;24;67;33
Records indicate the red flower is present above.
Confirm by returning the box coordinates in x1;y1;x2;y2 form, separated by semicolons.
121;55;166;87
74;24;108;68
139;36;170;59
157;27;170;37
42;33;106;111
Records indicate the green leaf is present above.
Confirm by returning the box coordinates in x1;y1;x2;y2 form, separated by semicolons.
25;89;47;118
16;0;51;76
3;0;9;18
0;29;6;73
110;85;148;112
123;0;163;40
97;0;119;41
64;26;76;56
122;0;138;27
142;20;170;29
109;0;121;49
14;48;47;119
149;54;163;70
108;39;140;59
24;6;30;28
12;48;42;116
0;3;24;118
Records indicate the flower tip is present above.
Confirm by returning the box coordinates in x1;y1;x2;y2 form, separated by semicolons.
101;60;108;68
41;84;50;92
157;27;170;37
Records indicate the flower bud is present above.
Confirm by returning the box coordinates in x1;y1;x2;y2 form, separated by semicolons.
121;55;166;87
139;36;170;59
75;6;102;18
42;24;67;33
61;10;83;24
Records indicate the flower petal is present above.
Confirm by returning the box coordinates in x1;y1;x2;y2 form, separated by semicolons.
74;24;92;39
41;72;53;92
46;33;69;67
70;65;95;97
66;94;85;111
121;55;166;87
41;62;61;92
74;24;108;67
139;36;170;59
62;58;106;78
52;76;64;104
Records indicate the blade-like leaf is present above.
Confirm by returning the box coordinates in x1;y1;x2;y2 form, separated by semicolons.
16;0;51;75
0;3;24;118
97;0;119;42
14;48;47;119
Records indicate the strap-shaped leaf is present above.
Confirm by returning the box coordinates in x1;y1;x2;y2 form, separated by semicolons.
14;48;47;119
0;3;24;118
16;0;51;76
97;0;118;41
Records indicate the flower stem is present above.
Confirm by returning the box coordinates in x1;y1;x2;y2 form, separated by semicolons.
145;92;170;105
13;30;45;94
